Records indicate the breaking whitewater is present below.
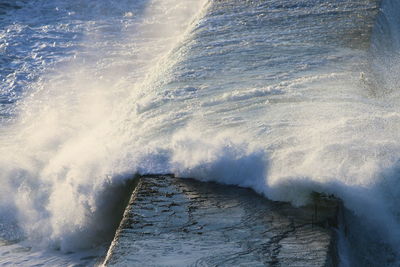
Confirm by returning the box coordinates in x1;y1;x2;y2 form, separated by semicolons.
1;0;400;266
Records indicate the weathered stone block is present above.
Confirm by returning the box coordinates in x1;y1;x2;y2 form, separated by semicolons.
103;176;338;266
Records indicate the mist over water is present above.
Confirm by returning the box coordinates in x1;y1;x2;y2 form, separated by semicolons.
1;0;400;266
0;0;209;258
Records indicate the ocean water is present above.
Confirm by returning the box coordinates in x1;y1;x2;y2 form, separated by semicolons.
0;0;399;266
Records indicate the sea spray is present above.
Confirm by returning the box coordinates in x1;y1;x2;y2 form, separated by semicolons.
1;0;400;265
0;0;209;251
168;0;400;265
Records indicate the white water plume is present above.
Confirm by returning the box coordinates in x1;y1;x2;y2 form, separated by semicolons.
0;0;209;252
1;0;400;265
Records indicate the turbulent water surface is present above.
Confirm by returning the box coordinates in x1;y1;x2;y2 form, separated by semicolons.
1;0;400;266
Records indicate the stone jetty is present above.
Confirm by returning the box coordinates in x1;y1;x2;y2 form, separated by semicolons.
103;175;339;266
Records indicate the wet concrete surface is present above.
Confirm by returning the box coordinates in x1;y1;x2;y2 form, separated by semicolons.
104;176;338;266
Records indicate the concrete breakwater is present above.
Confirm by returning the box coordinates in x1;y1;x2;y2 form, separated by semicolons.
103;175;339;266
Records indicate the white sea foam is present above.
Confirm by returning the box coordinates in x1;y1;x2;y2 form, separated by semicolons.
0;0;400;265
0;0;209;254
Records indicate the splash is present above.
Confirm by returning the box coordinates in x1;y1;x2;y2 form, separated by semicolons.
0;0;209;252
1;0;400;265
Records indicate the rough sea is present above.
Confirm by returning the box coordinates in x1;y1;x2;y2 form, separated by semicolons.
1;0;400;266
